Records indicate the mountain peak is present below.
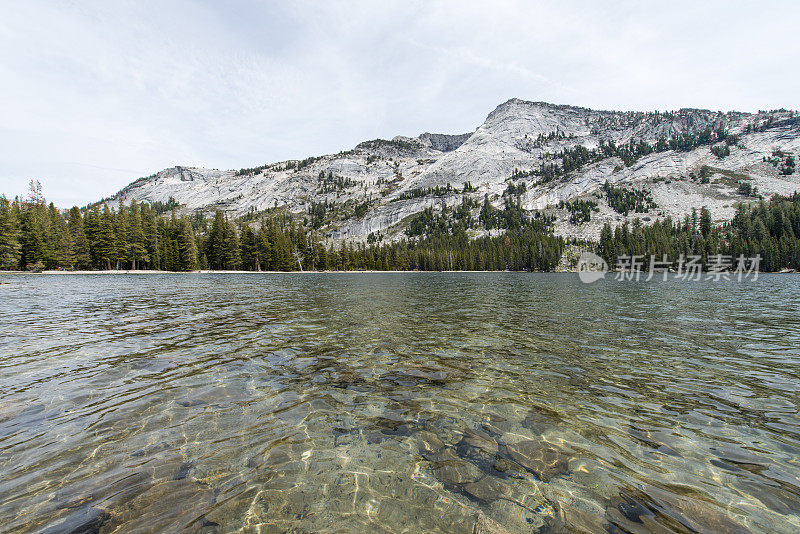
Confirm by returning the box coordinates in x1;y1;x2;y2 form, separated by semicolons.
108;99;800;244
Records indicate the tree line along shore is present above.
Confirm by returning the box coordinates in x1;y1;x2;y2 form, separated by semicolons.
1;182;799;273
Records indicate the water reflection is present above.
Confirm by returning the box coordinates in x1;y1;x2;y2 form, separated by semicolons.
0;273;799;532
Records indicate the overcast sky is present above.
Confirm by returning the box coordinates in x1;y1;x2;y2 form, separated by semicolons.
2;0;799;207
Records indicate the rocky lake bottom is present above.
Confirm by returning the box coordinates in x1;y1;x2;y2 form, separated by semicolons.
1;272;799;533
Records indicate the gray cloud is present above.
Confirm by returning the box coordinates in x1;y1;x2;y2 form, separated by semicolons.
1;0;798;206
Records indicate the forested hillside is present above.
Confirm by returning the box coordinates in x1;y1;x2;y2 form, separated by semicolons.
1;181;799;272
598;193;800;271
0;182;562;272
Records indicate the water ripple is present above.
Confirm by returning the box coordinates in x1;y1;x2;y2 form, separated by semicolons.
0;273;799;532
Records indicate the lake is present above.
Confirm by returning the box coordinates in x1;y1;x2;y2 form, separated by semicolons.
1;273;799;533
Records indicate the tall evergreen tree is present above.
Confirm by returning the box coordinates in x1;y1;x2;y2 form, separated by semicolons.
177;218;198;271
206;210;226;269
222;220;241;270
140;203;159;269
83;205;100;267
239;224;257;270
0;196;21;270
113;202;127;269
126;200;147;269
68;207;91;269
19;200;46;270
96;205;116;269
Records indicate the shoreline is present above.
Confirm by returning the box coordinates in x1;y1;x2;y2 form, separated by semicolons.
0;269;796;276
23;269;557;275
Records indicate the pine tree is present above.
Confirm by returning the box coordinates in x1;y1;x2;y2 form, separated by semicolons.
46;202;73;269
599;222;614;265
177;218;198;271
113;202;127;269
700;206;712;238
126;200;147;269
222;220;241;270
0;196;22;269
206;210;226;269
68;207;91;269
83;205;99;267
239;224;257;270
96;205;116;269
256;221;272;270
140;203;159;269
19;200;46;270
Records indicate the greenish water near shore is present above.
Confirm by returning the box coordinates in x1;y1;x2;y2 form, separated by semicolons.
1;273;799;532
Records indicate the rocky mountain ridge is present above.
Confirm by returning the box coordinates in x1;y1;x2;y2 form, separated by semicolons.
109;99;800;242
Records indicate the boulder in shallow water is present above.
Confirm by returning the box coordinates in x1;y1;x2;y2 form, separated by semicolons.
103;479;216;533
472;511;514;534
521;404;562;434
379;366;448;387
415;430;445;455
423;447;460;463
42;506;109;534
434;460;484;485
462;475;512;503
458;428;499;455
492;458;514;474
373;416;415;436
504;439;570;481
606;487;752;534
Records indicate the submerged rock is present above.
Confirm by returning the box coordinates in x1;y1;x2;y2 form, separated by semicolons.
415;430;445;455
176;399;207;408
434;460;484;485
458;428;499;455
102;479;216;533
504;439;570;482
379;366;451;387
330;373;372;392
606;487;752;534
423;447;460;463
373;416;415;437
455;428;502;475
521;405;562;434
492;458;515;474
487;498;550;532
628;424;682;457
0;400;27;423
462;475;512;503
42;505;110;534
173;460;195;480
472;511;514;534
546;496;609;533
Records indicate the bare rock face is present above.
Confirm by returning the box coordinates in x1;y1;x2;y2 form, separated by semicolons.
106;99;800;244
418;132;473;152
